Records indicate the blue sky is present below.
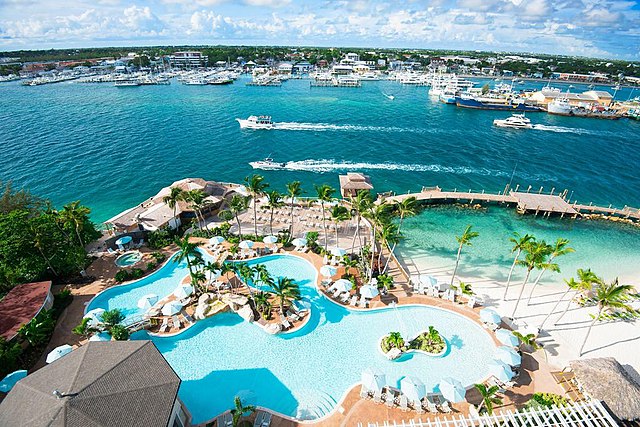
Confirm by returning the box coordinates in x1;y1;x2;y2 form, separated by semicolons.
0;0;639;59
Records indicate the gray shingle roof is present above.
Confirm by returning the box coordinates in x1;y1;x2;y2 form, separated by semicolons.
0;341;181;427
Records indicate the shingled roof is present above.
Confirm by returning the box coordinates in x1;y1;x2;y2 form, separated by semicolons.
0;341;181;427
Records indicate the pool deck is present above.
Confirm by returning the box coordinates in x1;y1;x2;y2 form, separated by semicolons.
42;238;569;427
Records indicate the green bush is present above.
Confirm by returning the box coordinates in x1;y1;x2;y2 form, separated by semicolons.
0;337;22;378
148;229;173;249
110;324;130;341
146;262;156;271
527;392;568;408
72;317;94;338
100;309;125;328
52;288;73;317
130;268;144;279
151;251;166;263
114;269;130;282
18;310;55;346
408;326;446;354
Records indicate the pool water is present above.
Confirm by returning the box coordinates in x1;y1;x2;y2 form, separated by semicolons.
115;254;499;424
114;250;143;268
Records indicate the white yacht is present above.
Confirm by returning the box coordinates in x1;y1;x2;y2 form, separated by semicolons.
114;79;140;87
236;115;275;130
493;114;533;129
547;97;573;115
249;158;287;170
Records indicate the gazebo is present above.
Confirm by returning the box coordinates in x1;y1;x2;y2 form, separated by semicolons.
338;172;373;198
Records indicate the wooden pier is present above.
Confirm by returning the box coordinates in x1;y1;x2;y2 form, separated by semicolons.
383;186;640;223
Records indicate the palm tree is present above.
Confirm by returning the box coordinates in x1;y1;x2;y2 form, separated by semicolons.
219;262;235;293
349;190;372;254
377;273;393;291
450;225;480;287
60;201;91;248
314;184;336;251
244;174;269;239
330;205;351;248
511;240;551;319
253;291;272;318
183;189;208;229
286;181;303;241
340;256;358;277
386;331;404;349
474;383;503;415
190;270;207;295
504;232;535;300
234;262;255;298
252;264;271;289
173;237;202;275
163;187;184;229
527;238;574;305
203;261;221;288
513;331;541;352
540;268;602;329
264;190;284;235
269;277;301;314
579;279;638;356
394;196;418;234
220;195;249;238
364;202;392;279
230;396;256;427
30;222;58;277
380;222;402;274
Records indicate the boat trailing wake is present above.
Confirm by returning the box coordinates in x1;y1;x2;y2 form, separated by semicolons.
532;124;596;135
271;122;415;132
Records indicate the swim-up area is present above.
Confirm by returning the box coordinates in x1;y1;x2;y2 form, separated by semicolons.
88;253;497;424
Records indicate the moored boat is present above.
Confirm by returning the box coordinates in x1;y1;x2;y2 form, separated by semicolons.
455;94;542;112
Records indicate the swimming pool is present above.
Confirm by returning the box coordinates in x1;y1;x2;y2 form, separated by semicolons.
119;253;499;424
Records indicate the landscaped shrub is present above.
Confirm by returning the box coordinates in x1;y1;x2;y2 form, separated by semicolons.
114;269;130;282
148;229;173;249
100;309;125;329
18;310;55;347
527;392;568;408
151;251;166;263
130;268;144;279
110;324;130;341
146;262;156;271
408;326;446;354
0;337;22;378
72;317;95;338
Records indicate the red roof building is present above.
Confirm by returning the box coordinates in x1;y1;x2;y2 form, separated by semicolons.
0;281;53;341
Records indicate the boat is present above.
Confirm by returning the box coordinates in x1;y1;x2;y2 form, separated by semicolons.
249;158;287;170
493;114;533;129
547;97;573;115
439;88;457;104
236;115;275;130
383;93;395;100
114;80;140;87
207;78;233;85
455;93;543;112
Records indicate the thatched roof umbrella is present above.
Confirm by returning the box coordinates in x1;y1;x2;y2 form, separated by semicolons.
570;357;640;421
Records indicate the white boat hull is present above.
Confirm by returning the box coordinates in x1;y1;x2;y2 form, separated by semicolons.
493;120;532;129
236;118;275;130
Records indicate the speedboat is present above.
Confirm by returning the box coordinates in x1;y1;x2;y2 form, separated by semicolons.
236;115;275;129
493;114;533;129
249;158;287;170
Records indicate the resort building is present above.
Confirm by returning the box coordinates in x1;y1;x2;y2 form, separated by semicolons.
0;281;53;341
105;178;231;235
551;72;610;83
0;341;186;427
168;51;207;69
339;172;373;198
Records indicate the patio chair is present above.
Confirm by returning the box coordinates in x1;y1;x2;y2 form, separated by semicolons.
172;315;183;329
280;314;292;330
184;313;195;324
399;395;410;412
372;389;383;404
385;390;395;407
159;317;169;333
413;400;425;414
425;398;438;413
440;401;452;413
332;289;343;298
349;295;358;306
360;385;370;399
358;296;368;308
340;293;351;303
261;412;272;427
286;310;300;321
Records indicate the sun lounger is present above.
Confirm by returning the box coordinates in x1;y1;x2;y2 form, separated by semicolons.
413;400;425;414
385;390;395;407
358;296;368;308
159;317;169;333
360;385;370;399
184;313;195;324
286;310;300;321
253;412;265;427
107;247;117;255
340;293;351;303
399;395;410;412
332;289;343;298
425;398;438;413
440;400;452;413
372;389;383;404
261;412;271;427
280;314;292;330
172;315;183;329
349;295;358;306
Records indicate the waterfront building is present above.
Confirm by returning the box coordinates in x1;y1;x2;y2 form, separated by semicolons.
0;281;53;341
168;51;207;69
528;89;614;107
339;172;373;198
551;72;609;83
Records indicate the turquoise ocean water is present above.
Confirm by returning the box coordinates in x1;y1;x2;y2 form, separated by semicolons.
1;77;638;279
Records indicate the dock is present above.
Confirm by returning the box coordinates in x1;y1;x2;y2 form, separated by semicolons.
383;185;640;223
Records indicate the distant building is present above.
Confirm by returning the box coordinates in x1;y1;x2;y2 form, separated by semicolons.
339;173;373;198
345;52;360;63
0;281;53;341
551;72;609;83
169;51;207;69
528;89;614;107
277;62;293;74
293;62;312;74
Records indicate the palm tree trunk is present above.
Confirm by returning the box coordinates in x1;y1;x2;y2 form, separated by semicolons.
350;215;360;254
450;244;463;287
540;287;571;329
253;198;258;239
335;222;339;248
75;228;85;248
579;309;602;356
511;269;532;318
270;208;274;235
321;201;328;251
527;255;556;305
369;223;377;279
554;291;577;325
382;242;397;274
289;201;295;241
235;214;243;238
503;249;521;300
37;247;58;277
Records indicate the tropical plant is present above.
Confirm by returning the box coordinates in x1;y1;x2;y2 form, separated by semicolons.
526;392;568;409
162;187;184;228
286;181;303;241
540;268;602;329
504;232;535;300
314;184;336;251
511;240;551;319
174;237;202;275
230;396;256;427
110;324;130;341
190;269;207;295
364;202;392;279
474;383;503;415
450;225;479;287
235;262;256;298
100;309;125;329
341;256;358;277
72;317;95;338
0;337;22;378
330;205;351;248
348;190;372;255
456;282;473;296
18;310;55;346
376;273;393;290
527;238;573;305
203;261;221;286
183;189;209;229
380;222;402;274
385;331;405;350
269;277;301;314
264;190;284;235
60;201;92;248
244;174;269;239
579;279;638;356
219;262;235;292
253;291;272;319
513;331;541;352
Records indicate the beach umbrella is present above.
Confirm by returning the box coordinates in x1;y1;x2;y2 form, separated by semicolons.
330;247;346;257
83;308;105;328
495;329;520;347
205;269;221;282
319;265;337;278
370;277;378;286
209;236;225;246
89;331;112;342
115;235;132;250
480;308;502;325
438;378;466;403
0;370;28;393
46;344;73;364
291;238;307;247
333;279;352;293
137;294;159;310
360;285;379;299
361;368;386;392
263;235;278;244
400;376;426;402
161;301;183;316
495;346;522;366
239;240;254;249
173;284;194;299
488;359;515;382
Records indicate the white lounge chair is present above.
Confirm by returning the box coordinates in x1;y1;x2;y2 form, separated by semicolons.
385;390;395;407
286;310;300;321
340;292;351;303
261;412;271;427
253;412;265;427
159;318;169;333
425;398;438;413
399;395;409;412
332;289;342;298
440;400;452;413
372;389;383;404
172;315;183;329
349;295;358;306
280;314;292;330
360;385;370;399
358;296;368;308
413;400;425;414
